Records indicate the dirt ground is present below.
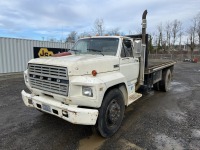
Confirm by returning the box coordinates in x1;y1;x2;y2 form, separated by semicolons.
0;62;200;150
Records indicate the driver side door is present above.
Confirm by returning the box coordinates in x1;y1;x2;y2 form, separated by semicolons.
120;39;139;94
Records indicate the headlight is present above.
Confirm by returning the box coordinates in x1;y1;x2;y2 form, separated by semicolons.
82;86;93;97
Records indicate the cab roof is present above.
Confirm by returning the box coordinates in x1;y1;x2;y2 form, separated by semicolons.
79;36;130;40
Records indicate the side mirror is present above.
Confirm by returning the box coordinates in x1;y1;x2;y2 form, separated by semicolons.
133;40;142;55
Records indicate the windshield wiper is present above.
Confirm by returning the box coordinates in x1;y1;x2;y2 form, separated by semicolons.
87;49;104;56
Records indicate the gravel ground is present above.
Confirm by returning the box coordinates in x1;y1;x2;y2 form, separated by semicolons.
0;62;200;150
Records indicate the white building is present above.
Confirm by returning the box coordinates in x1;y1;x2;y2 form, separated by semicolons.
0;37;73;74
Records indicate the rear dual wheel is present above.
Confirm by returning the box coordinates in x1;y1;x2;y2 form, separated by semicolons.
153;69;172;92
160;69;172;92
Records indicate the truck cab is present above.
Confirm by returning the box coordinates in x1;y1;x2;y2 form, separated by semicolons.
22;36;144;136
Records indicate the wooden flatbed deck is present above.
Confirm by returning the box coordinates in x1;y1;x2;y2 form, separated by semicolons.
145;59;176;74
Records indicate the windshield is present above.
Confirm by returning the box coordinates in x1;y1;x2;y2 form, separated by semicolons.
71;38;119;56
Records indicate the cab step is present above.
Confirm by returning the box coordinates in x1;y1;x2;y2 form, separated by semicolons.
127;93;142;106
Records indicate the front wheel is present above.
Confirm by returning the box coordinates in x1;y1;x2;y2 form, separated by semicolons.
97;88;125;138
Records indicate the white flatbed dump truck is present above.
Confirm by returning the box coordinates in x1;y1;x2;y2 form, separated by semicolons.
21;10;176;137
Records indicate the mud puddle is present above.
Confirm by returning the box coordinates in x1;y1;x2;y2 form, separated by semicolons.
171;81;193;92
78;133;105;150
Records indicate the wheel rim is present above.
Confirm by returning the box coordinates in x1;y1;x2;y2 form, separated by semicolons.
106;99;121;127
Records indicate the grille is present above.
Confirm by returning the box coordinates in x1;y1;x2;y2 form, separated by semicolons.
28;64;68;96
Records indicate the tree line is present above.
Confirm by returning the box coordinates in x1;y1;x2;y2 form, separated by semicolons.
149;12;200;56
65;18;124;43
65;13;200;56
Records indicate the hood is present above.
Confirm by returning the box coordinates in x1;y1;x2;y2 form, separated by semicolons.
28;54;119;76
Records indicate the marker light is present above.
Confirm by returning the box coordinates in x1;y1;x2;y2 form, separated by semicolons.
92;70;97;76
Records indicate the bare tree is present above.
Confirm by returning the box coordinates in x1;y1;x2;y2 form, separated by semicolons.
165;21;172;50
178;22;183;50
172;19;181;48
78;31;91;39
148;33;154;54
92;18;105;36
187;17;197;58
157;23;163;50
107;27;121;35
49;38;56;42
128;30;133;35
196;12;200;47
135;26;142;34
151;31;160;54
66;31;77;43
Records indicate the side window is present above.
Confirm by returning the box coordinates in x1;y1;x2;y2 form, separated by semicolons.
121;40;133;57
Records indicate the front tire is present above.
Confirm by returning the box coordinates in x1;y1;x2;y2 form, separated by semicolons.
97;88;125;138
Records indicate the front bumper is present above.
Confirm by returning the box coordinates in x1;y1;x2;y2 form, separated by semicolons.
21;90;98;125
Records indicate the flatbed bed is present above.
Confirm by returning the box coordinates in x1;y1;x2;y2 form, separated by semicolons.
145;59;176;74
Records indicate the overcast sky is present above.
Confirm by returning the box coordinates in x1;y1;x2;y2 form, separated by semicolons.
0;0;200;41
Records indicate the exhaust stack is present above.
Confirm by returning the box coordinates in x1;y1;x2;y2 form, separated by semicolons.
138;10;148;86
142;10;147;44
